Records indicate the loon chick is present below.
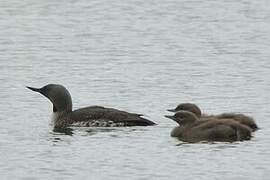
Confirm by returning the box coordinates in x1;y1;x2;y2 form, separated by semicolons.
167;103;258;131
165;110;252;143
27;84;156;128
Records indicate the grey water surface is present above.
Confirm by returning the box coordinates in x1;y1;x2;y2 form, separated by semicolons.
1;0;270;179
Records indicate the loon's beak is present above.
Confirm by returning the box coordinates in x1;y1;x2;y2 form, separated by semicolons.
167;109;176;112
26;86;42;93
164;115;176;121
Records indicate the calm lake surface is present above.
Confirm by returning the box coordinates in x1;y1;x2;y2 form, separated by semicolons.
1;0;270;179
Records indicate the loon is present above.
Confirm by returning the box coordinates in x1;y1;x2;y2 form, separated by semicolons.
165;110;252;143
27;84;156;129
167;103;258;131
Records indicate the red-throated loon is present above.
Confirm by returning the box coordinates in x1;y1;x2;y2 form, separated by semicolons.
167;103;258;131
27;84;156;129
165;110;252;143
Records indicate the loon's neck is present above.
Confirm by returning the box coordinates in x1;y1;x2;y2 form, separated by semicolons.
51;110;72;128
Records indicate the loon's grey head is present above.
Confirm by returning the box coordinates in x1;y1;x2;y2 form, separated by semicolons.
167;103;202;117
27;84;72;113
165;110;198;125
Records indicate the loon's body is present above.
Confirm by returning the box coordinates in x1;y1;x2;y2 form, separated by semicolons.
27;84;156;128
165;111;252;143
168;103;258;131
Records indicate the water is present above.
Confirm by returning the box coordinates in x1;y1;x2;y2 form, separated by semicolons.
1;0;270;179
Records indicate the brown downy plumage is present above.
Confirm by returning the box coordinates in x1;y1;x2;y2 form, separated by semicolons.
168;103;258;131
165;110;252;143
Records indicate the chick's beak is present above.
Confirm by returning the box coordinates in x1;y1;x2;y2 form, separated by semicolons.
164;115;176;120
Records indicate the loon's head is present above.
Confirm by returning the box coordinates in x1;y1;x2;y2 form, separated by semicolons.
27;84;72;113
167;103;202;117
165;110;198;125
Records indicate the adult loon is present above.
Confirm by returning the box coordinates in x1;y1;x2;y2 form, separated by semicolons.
27;84;156;128
165;110;252;143
167;103;258;131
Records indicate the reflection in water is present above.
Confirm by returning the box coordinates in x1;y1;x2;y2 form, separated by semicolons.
52;127;74;136
212;143;239;150
48;128;74;143
51;126;146;137
175;140;241;150
76;126;147;136
48;126;146;144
